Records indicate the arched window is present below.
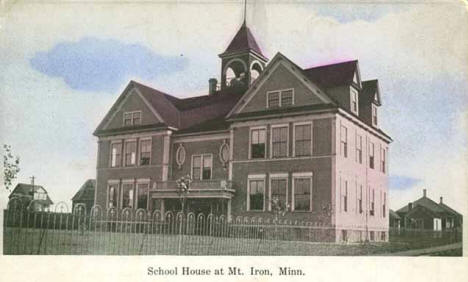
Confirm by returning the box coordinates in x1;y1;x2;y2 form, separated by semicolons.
250;61;263;83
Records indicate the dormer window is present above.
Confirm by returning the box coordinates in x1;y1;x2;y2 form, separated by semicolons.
267;89;294;108
123;111;141;126
350;88;359;115
372;104;378;126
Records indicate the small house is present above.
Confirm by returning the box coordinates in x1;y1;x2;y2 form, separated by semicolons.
71;179;96;214
8;182;53;211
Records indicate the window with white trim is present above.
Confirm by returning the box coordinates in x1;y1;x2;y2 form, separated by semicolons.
270;177;287;210
370;188;375;216
122;183;134;209
358;185;363;214
139;139;151;166
271;126;288;158
369;142;375;169
250;128;266;159
110;142;122;168
340;126;348;158
108;183;119;208
381;147;386;173
267;91;280;108
136;182;149;210
341;180;348;212
266;89;294;108
383;192;387;218
372;104;378;126
192;154;212;180
294;123;312;157
124;140;137;166
281;89;294;106
123;111;141;126
293;177;312;211
355;134;362;164
248;179;265;211
351;88;359;114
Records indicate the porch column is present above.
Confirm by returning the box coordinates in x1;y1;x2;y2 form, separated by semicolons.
160;199;165;216
227;199;232;222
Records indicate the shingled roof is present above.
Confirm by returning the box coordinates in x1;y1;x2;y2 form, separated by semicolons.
72;179;96;202
397;196;447;215
9;183;53;206
303;60;358;89
220;23;265;58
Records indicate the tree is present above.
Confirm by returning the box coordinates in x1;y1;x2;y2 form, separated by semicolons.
175;174;192;213
3;144;20;192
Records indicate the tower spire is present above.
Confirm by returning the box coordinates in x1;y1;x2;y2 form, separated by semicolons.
243;0;247;26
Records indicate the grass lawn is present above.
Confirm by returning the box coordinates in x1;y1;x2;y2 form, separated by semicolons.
3;227;461;256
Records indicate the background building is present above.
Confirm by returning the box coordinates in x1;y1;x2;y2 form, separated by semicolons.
8;182;53;212
71;179;96;214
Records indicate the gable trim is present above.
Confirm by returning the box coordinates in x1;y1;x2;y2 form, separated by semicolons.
227;53;333;117
101;86;164;131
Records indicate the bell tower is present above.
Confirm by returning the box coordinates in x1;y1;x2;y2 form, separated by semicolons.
218;1;268;91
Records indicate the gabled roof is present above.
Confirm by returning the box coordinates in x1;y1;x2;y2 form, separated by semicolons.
303;60;358;89
94;81;245;136
72;179;96;202
439;203;462;217
361;79;382;106
389;209;401;219
9;183;53;205
397;196;446;215
220;23;265;58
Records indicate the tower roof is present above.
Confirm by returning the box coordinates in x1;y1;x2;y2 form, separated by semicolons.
221;23;265;58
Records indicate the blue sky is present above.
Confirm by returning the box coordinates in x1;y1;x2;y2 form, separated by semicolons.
0;1;467;213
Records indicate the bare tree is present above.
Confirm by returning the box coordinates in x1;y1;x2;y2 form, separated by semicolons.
3;144;20;192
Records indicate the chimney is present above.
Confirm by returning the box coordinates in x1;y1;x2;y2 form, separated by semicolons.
209;78;218;95
440;197;443;204
408;202;413;210
423;189;427;198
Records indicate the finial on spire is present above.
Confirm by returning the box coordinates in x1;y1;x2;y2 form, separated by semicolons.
243;0;247;26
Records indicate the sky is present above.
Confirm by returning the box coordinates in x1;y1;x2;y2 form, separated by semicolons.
0;0;467;214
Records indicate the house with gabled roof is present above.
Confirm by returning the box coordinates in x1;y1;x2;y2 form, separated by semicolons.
396;189;462;230
71;179;96;213
93;18;392;242
8;182;53;211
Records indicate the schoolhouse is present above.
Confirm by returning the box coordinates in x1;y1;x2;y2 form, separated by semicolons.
93;19;392;242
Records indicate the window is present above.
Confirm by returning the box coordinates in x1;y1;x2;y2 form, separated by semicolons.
125;140;137;166
248;179;265;211
270;177;287;211
136;183;149;210
370;188;375;216
267;91;280;108
372;105;378;126
108;183;119;208
123;111;142;126
340;126;348;158
383;192;387;218
358;185;363;214
122;183;134;209
369;142;375;169
355;135;362;164
370;231;375;241
192;154;212;180
266;89;294;108
271;126;288;158
381;232;386;241
293;177;312;211
139;139;151;166
381;148;386;173
281;89;294;106
250;128;266;159
341;180;348;212
294;123;312;157
110;142;122;168
351;88;359;114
